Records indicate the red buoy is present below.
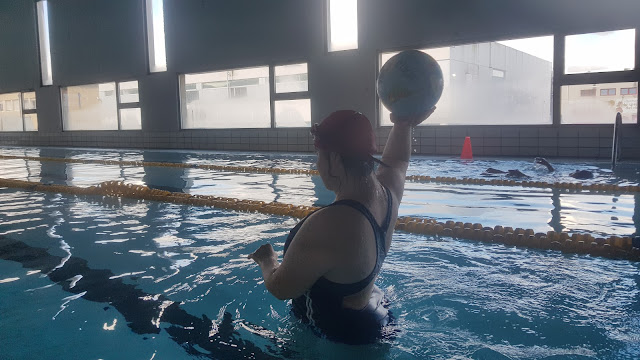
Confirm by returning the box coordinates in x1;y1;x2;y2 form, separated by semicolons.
461;136;473;160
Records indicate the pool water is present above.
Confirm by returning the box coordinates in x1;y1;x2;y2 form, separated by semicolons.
1;147;639;359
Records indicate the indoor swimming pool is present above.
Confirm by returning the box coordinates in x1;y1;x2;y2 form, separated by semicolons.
0;146;639;359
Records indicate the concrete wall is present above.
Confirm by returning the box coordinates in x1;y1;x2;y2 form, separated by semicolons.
0;0;639;159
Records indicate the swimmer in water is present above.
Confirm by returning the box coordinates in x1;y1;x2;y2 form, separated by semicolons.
534;157;594;179
482;168;531;178
248;108;435;344
482;158;594;180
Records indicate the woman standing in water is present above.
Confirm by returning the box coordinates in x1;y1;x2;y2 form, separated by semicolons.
249;108;434;344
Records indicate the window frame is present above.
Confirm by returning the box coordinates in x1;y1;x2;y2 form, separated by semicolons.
36;1;53;86
116;80;142;131
272;62;311;129
558;28;638;125
377;36;555;127
144;0;167;73
178;62;311;130
179;65;271;130
0;91;38;132
580;89;597;97
600;88;617;96
60;80;141;131
326;0;358;53
375;26;638;127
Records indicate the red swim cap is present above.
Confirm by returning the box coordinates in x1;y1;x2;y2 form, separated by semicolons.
311;110;377;159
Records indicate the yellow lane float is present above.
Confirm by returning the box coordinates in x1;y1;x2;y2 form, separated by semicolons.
0;176;637;261
1;154;639;194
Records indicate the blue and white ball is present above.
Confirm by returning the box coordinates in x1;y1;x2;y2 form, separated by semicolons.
377;49;444;117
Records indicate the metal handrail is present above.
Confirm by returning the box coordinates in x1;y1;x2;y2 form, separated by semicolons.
612;112;622;169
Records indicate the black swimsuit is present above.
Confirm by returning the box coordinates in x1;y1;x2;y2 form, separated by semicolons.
283;186;394;345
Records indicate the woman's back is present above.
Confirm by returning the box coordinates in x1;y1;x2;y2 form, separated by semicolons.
284;182;396;344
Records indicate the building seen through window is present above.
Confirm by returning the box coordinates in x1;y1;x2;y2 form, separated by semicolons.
379;36;554;126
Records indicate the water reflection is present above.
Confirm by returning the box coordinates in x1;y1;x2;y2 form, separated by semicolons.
560;192;635;236
634;193;640;237
0;236;288;360
144;151;190;193
0;146;638;237
0;175;639;359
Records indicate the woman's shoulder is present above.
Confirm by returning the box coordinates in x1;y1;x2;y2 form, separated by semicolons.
301;205;372;242
308;204;370;228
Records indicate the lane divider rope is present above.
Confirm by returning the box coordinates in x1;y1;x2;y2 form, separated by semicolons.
0;177;638;262
1;154;639;194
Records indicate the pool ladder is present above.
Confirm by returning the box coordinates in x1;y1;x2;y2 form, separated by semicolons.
612;112;622;169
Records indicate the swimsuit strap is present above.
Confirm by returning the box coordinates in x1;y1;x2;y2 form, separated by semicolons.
283;185;393;296
328;184;392;233
284;185;392;255
317;185;392;295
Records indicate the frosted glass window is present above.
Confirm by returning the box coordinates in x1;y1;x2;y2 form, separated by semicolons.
118;81;139;103
62;83;118;130
182;66;270;129
22;92;37;110
0;93;23;131
120;108;142;130
23;114;38;131
380;36;554;126
275;63;308;93
328;0;358;52
561;82;638;124
275;99;311;128
36;1;53;85
565;29;635;74
146;0;167;72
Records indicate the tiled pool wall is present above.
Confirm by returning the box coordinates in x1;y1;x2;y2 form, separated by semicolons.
1;124;639;159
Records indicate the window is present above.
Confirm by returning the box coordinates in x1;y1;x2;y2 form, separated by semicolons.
275;99;311;128
0;93;22;131
600;88;616;96
228;86;248;98
62;83;118;130
36;1;53;85
581;89;596;97
0;92;38;131
379;35;554;126
561;82;638;124
23;92;36;110
181;66;270;129
22;92;38;131
327;0;358;52
118;81;142;130
565;29;635;74
275;63;308;93
145;0;167;72
274;63;310;128
62;81;141;130
621;87;637;95
118;81;139;103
